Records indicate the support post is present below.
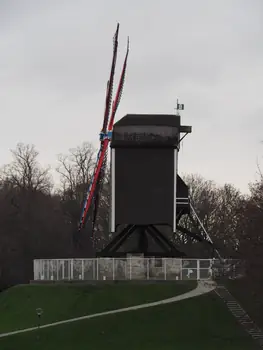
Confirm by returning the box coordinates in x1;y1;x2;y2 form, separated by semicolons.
180;260;183;280
96;258;99;280
71;259;73;280
147;258;149;280
110;148;116;232
197;259;200;280
112;258;115;280
93;259;96;279
129;257;132;280
34;260;38;280
173;148;178;232
81;259;84;280
56;260;59;281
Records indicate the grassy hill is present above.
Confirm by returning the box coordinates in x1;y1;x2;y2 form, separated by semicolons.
0;281;195;333
0;281;259;350
226;278;263;329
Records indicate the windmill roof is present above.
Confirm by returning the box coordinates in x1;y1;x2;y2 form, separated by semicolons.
114;114;181;128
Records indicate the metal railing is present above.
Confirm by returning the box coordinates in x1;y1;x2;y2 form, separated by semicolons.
33;257;241;282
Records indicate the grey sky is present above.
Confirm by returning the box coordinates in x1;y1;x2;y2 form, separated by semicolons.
0;0;262;193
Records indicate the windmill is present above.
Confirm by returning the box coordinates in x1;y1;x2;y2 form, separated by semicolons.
78;23;129;235
77;24;222;261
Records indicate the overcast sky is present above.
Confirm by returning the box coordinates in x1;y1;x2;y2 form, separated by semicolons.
0;0;262;193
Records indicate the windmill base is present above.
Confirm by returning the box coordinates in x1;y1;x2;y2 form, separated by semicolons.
96;224;186;258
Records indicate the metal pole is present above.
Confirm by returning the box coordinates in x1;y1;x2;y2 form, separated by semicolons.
147;258;149;280
81;259;84;280
112;258;115;281
56;260;59;281
180;259;183;280
197;259;200;280
96;258;99;280
129;257;132;280
71;259;73;280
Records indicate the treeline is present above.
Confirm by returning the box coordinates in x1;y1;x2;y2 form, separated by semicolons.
0;142;262;292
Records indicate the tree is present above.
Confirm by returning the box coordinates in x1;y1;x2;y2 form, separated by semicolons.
238;178;263;278
177;174;218;245
178;174;245;258
0;143;76;288
0;143;53;276
0;143;52;193
56;142;105;256
212;184;246;254
56;142;96;202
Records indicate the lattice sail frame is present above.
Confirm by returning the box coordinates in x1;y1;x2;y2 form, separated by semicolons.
78;23;129;232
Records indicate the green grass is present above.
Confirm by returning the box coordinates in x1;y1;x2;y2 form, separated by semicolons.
0;281;195;333
0;291;259;350
226;278;263;329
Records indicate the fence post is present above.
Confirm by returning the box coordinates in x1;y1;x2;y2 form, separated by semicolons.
81;259;84;280
96;258;99;280
129;257;132;280
36;260;39;280
164;258;167;280
62;260;65;279
197;259;200;280
39;260;42;280
147;258;149;280
56;260;59;281
112;258;115;280
180;259;183;280
33;260;36;280
47;260;50;280
70;259;73;280
50;260;54;281
92;259;95;280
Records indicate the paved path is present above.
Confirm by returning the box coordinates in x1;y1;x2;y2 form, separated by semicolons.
0;280;216;339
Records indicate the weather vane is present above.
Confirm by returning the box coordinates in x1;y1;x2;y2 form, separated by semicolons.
175;98;184;115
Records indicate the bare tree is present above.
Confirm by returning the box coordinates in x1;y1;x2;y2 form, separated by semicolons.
177;174;219;245
177;174;245;258
249;179;263;212
0;143;52;193
56;142;101;256
0;143;57;287
186;173;218;229
56;142;96;202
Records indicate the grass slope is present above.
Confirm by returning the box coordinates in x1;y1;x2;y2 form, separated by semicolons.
226;278;263;329
0;291;259;350
0;281;195;333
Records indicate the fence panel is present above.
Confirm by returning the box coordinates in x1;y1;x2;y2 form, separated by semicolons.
33;257;241;282
83;259;94;280
97;258;114;280
114;258;128;280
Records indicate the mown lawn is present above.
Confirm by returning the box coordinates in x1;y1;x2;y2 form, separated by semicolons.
0;281;195;333
0;290;259;350
226;278;263;329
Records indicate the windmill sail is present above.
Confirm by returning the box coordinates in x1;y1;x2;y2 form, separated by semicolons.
78;24;129;233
